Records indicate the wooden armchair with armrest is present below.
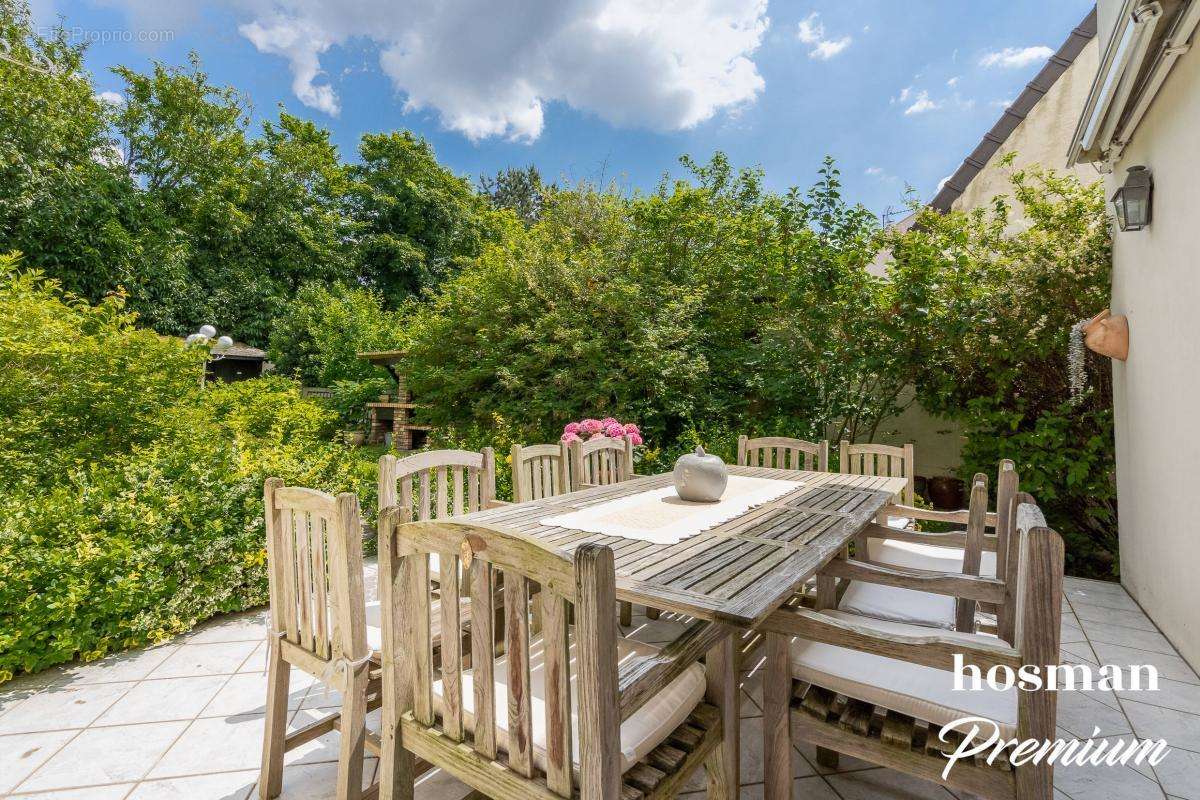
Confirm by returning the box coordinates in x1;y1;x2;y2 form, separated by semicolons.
374;511;740;800
759;493;1063;800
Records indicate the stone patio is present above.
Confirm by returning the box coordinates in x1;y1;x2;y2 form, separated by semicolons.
2;573;1198;800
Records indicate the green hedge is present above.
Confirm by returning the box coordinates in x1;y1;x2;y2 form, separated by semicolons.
0;266;373;681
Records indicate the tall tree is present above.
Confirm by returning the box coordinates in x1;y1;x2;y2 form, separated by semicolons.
479;165;547;225
349;131;496;305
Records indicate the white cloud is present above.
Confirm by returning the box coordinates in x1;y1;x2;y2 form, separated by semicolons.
979;45;1054;69
990;97;1014;109
937;174;953;191
903;90;939;115
946;76;959;87
95;90;125;105
105;0;770;141
892;85;913;104
796;12;851;60
865;166;884;176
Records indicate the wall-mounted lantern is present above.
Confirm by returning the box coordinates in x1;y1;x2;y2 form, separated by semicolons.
1111;166;1153;231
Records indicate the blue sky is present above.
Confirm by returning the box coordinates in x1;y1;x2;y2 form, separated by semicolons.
34;0;1094;217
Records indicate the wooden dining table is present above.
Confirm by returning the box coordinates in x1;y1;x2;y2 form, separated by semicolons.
457;465;910;629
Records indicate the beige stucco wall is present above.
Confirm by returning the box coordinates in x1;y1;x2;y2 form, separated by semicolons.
951;38;1101;219
873;38;1102;482
1106;44;1200;669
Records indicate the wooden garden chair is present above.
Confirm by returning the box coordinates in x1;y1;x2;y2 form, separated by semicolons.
259;480;379;800
374;511;739;800
839;440;916;508
737;435;829;472
568;435;634;491
378;448;502;583
758;492;1063;800
511;441;571;503
568;435;642;624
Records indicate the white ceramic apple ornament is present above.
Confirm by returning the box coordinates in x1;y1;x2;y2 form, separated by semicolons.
673;446;728;502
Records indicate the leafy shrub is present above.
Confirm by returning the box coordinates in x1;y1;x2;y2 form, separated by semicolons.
0;269;372;681
885;163;1115;576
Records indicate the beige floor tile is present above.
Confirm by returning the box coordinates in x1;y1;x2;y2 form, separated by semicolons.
1056;689;1133;738
1052;737;1168;799
1085;621;1179;656
185;610;270;645
1074;603;1158;632
1153;745;1200;800
8;784;134;799
412;766;475;799
1123;699;1200;752
1117;676;1200;717
238;642;268;674
57;645;180;686
0;681;136;734
269;758;377;799
148;641;260;679
17;721;188;792
125;768;257;800
95;675;230;726
200;671;315;718
148;714;267;777
0;729;79;793
1092;641;1200;686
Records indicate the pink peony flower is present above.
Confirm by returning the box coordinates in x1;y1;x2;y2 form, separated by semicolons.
604;423;625;438
623;422;640;435
563;421;581;435
561;432;581;444
581;418;603;435
599;417;618;429
629;433;644;446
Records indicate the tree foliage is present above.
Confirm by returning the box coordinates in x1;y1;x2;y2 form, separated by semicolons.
884;162;1115;575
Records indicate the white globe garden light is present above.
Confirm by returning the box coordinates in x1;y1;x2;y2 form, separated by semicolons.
214;335;234;351
199;324;217;339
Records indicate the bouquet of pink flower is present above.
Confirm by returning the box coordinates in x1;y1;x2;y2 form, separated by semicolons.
561;417;643;447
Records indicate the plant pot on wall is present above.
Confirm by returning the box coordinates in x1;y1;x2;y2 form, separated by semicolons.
1082;309;1129;361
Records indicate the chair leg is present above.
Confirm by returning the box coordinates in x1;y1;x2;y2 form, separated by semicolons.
620;601;633;627
762;631;792;800
645;607;661;620
259;644;290;799
336;667;369;800
814;747;840;769
704;637;739;800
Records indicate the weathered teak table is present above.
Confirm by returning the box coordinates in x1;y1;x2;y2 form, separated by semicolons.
459;465;909;628
438;464;907;793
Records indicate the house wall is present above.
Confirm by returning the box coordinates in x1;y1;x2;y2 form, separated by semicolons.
1106;44;1200;668
951;38;1101;219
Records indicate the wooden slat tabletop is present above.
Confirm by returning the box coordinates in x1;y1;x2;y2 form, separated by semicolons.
455;466;908;628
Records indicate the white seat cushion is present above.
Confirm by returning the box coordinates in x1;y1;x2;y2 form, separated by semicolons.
364;598;467;653
870;538;998;578
432;632;706;773
838;581;956;629
790;610;1017;738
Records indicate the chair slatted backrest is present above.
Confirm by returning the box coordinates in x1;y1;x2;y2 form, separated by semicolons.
511;442;571;503
378;513;621;799
264;479;367;668
839;440;915;505
378;448;496;522
569;436;634;490
1011;493;1064;795
738;435;829;471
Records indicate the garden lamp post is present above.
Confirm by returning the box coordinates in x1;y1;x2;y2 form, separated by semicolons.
185;324;234;388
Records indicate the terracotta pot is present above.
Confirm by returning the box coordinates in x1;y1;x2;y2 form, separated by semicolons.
927;476;965;511
1082;309;1129;361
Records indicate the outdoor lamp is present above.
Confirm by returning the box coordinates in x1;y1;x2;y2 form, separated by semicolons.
1112;166;1153;231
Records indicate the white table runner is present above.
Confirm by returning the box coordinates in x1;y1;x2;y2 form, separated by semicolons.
539;475;804;546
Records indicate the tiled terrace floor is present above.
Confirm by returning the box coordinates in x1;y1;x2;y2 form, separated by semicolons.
2;573;1198;800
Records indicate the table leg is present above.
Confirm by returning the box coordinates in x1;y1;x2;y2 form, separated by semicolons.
704;636;739;799
763;630;792;800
